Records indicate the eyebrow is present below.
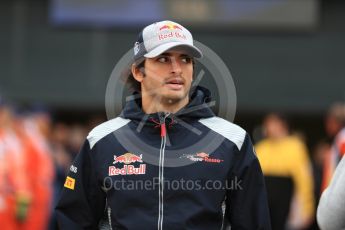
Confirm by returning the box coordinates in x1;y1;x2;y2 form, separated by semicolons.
159;52;191;57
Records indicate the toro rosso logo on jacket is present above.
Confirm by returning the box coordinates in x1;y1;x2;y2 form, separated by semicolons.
181;152;224;163
109;153;146;176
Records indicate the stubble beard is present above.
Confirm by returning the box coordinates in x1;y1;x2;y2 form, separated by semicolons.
160;88;190;110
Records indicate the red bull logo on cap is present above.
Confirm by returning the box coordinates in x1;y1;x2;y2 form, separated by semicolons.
158;22;187;41
159;22;182;31
110;153;146;176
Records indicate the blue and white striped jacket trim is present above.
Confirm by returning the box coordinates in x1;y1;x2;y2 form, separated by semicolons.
199;117;246;150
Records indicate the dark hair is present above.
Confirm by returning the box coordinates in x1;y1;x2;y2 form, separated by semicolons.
264;112;290;130
125;59;145;93
328;102;345;125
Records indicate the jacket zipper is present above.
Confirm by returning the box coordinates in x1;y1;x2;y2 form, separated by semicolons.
107;207;113;230
221;197;226;230
158;113;169;230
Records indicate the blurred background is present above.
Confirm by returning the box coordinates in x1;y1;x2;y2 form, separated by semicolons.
1;0;345;229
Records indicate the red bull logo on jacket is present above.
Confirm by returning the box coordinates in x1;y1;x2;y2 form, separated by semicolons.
109;153;146;176
109;164;146;176
113;152;143;164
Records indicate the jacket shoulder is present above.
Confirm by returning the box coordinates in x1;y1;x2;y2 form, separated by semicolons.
87;117;131;149
198;116;246;150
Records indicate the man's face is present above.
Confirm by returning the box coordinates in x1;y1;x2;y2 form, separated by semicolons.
137;50;194;105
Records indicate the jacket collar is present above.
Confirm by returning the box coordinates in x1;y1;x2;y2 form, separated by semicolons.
120;86;215;124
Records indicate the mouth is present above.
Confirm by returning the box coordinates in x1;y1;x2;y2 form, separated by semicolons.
165;78;184;90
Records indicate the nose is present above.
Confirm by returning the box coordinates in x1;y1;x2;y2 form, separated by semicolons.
170;57;182;75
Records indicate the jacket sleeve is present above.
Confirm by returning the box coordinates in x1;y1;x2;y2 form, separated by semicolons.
317;155;345;230
226;133;271;230
55;140;106;230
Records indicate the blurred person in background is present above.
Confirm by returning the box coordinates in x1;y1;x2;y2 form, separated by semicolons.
15;107;55;230
86;115;107;133
49;122;73;230
308;140;331;230
0;97;31;230
255;113;314;230
321;102;345;191
66;123;88;158
51;122;73;175
306;103;345;230
317;155;345;230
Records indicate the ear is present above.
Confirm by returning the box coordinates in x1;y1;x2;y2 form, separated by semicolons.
131;63;144;83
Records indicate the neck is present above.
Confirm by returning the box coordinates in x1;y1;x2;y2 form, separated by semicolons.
270;132;288;140
141;96;189;114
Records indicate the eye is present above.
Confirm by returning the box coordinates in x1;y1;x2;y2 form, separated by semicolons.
157;56;169;63
181;56;192;63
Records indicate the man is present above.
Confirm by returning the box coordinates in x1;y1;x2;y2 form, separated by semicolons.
56;20;271;229
321;103;345;191
255;113;314;230
0;98;31;230
317;155;345;230
17;108;54;230
317;103;345;230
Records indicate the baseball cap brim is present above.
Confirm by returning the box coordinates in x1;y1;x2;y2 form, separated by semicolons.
144;42;203;59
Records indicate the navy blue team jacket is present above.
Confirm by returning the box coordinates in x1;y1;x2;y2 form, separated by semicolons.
55;87;271;230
